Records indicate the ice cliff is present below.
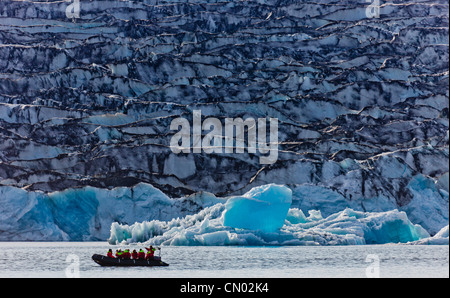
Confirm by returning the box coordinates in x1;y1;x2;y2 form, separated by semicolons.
0;0;448;241
0;182;446;244
0;182;222;241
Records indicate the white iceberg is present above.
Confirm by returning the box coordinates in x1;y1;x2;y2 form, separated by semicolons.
408;225;449;245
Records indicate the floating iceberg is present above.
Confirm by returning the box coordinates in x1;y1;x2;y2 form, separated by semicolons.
283;208;430;245
408;225;449;245
223;184;292;232
109;184;431;246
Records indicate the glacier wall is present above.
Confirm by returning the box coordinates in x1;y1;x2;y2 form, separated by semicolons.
0;182;222;241
0;0;448;241
0;0;448;196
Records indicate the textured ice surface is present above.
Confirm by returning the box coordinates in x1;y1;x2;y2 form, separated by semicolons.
0;186;68;241
108;185;431;246
0;0;448;243
223;184;292;232
0;0;447;205
409;225;449;245
109;205;431;246
0;182;221;241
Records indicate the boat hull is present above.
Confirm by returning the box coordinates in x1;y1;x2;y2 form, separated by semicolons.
92;254;169;267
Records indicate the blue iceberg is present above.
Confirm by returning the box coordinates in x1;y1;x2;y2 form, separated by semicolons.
223;184;292;232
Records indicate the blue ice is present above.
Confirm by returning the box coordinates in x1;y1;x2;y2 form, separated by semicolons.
223;184;292;232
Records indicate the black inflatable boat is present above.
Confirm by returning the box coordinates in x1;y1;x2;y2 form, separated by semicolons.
92;254;169;267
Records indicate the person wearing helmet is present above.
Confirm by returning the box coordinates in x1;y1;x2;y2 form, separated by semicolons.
138;249;145;259
145;246;156;260
107;249;114;258
123;249;131;259
131;249;138;259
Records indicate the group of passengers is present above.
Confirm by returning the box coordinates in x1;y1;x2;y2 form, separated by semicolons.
106;246;158;260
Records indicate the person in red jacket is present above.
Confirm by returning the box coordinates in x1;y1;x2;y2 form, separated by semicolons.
131;249;138;259
138;249;145;259
107;249;114;258
145;246;156;260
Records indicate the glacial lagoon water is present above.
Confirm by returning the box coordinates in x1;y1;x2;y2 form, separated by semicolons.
0;242;448;278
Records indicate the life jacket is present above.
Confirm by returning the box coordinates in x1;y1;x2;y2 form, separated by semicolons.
146;247;155;255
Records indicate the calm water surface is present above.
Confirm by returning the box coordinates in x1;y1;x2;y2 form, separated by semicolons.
0;242;447;278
